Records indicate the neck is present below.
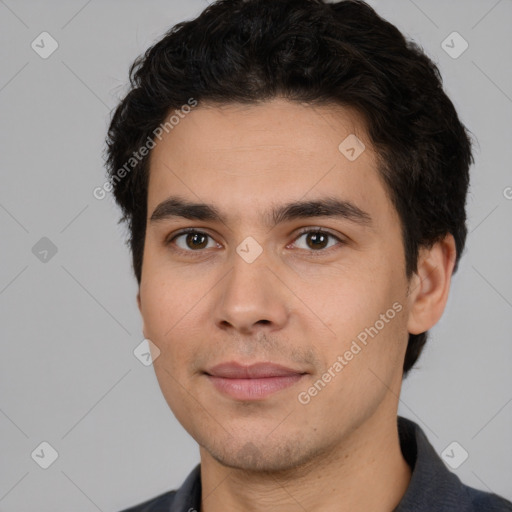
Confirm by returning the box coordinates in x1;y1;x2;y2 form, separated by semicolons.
199;410;411;512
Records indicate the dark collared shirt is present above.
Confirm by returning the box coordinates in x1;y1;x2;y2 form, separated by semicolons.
120;417;512;511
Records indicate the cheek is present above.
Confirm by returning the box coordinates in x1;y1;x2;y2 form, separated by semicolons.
140;250;200;335
140;285;172;338
293;258;399;333
291;254;408;377
295;293;408;431
140;279;202;415
140;277;191;364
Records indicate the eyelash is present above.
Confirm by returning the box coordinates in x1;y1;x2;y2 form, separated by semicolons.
166;227;345;256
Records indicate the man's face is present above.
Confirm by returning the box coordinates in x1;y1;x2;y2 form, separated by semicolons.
138;99;413;471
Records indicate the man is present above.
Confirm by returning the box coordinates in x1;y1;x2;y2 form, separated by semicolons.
106;0;512;510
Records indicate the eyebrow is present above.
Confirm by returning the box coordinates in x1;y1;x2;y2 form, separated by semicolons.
149;196;372;228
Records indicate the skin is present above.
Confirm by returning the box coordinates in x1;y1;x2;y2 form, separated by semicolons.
137;98;456;512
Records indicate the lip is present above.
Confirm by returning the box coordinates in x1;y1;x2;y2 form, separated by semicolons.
206;361;304;378
205;362;307;400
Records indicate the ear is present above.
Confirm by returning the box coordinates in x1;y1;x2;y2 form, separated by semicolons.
137;290;147;339
406;234;457;335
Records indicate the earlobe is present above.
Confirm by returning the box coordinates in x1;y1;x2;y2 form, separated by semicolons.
406;234;457;335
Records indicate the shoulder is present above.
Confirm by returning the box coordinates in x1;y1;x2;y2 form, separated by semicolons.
118;463;201;512
395;417;512;511
117;489;177;512
464;485;512;512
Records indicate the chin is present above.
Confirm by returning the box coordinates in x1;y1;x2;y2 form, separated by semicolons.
203;434;322;474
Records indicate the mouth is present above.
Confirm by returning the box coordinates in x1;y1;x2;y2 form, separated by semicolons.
204;361;308;401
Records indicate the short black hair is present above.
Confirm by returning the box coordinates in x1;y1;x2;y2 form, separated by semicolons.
105;0;473;376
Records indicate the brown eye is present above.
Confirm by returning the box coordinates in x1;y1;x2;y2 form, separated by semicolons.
305;231;329;250
185;232;208;249
292;229;343;252
171;230;217;251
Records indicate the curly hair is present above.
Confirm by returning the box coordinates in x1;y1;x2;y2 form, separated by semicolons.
105;0;473;376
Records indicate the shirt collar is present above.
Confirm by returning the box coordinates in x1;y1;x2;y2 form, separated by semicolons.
393;416;471;511
169;463;201;512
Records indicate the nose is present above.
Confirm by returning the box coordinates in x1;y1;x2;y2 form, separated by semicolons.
213;248;289;335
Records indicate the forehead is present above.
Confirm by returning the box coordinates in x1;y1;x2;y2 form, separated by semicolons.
146;98;393;226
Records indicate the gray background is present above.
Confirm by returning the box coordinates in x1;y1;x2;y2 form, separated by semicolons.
0;0;510;510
